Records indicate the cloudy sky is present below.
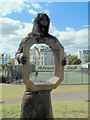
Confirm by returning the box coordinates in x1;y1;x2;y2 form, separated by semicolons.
0;0;88;58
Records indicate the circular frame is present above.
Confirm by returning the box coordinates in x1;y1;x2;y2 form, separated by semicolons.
23;35;64;91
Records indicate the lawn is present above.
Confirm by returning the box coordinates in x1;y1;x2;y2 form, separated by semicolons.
1;85;88;101
52;101;88;118
2;102;88;118
1;85;89;119
2;86;25;101
52;85;88;93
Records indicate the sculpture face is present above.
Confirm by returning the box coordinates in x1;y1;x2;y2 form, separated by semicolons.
32;13;50;34
39;15;49;26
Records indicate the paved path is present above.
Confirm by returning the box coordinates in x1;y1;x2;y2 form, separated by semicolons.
0;90;88;104
51;90;88;102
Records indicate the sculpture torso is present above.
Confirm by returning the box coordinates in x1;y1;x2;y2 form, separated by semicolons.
16;32;57;56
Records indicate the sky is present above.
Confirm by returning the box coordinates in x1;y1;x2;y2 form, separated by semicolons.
0;0;89;58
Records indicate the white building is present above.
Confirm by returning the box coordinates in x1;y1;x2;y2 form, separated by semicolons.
29;48;38;65
78;50;90;63
39;47;54;65
30;46;55;65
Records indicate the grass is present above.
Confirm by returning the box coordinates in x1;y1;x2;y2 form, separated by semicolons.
52;101;88;118
2;103;21;118
52;86;88;93
2;85;88;101
2;102;88;118
2;86;25;101
1;85;89;118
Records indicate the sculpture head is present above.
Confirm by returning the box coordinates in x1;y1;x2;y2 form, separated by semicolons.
22;13;64;91
32;13;50;34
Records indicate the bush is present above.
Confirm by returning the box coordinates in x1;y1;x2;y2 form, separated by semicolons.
67;56;81;65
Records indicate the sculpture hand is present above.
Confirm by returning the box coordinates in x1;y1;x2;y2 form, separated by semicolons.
19;53;27;64
62;58;66;66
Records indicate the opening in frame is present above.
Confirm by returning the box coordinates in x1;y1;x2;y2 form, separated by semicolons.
23;37;64;91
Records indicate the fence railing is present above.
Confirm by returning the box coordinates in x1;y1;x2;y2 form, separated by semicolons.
0;65;89;85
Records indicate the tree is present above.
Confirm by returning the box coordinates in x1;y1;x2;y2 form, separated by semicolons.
85;56;90;62
67;55;81;65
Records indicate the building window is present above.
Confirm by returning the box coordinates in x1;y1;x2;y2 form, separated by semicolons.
33;57;36;60
45;62;47;65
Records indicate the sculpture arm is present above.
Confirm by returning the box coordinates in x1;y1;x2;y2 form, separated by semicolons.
15;38;26;64
15;33;35;64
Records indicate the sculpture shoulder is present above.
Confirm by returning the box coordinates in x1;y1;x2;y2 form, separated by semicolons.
21;33;33;44
47;34;58;40
16;33;33;53
20;32;36;46
46;34;64;49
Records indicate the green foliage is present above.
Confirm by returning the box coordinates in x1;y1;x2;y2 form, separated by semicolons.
7;60;13;66
29;61;35;65
85;56;90;62
1;64;5;70
67;55;81;65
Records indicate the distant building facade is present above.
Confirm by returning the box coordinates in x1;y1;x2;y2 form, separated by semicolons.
78;50;90;63
0;53;11;65
0;54;2;65
30;46;54;65
30;48;39;65
14;58;19;65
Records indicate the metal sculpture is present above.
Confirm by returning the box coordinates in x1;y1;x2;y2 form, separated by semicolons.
15;13;66;119
16;13;65;91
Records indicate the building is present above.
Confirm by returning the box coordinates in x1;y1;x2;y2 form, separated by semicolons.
14;58;19;65
0;54;2;65
30;46;55;65
78;50;90;63
38;46;54;65
30;48;39;65
64;52;72;63
0;53;11;65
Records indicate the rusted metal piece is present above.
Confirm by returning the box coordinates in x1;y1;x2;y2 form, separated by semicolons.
23;34;64;91
15;13;64;91
20;89;53;119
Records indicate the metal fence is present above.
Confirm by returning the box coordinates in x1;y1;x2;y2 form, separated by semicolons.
0;65;89;85
62;71;89;85
61;65;89;84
